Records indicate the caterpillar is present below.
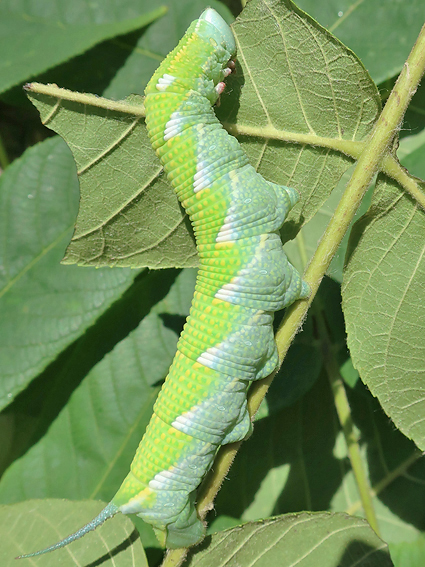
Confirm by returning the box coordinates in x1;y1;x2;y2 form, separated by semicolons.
18;7;308;558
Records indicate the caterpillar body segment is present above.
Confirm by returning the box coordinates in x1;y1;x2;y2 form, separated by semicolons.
18;8;309;559
117;6;308;548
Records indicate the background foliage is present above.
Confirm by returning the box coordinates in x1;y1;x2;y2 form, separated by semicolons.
0;1;424;566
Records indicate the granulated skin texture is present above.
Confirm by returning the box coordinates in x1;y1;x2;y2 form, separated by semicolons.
17;8;308;559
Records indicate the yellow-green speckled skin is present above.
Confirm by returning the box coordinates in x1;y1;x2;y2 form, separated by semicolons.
18;9;309;560
111;8;309;549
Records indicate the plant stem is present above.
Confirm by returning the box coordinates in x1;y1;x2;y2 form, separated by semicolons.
161;549;189;567
295;229;309;268
27;78;425;210
224;121;362;158
381;154;425;210
331;374;381;534
225;122;425;210
0;132;10;170
346;450;423;516
313;302;380;535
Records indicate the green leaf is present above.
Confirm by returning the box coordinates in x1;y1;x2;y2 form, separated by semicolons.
100;0;235;101
283;167;373;282
0;4;167;94
219;0;380;245
187;513;393;567
11;0;235;106
256;306;321;420
4;0;425;564
295;0;425;84
402;83;425;141
399;133;425;182
390;535;425;567
0;137;138;409
342;175;425;450
26;90;198;269
0;499;148;566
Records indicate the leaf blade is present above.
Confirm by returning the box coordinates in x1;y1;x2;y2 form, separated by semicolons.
1;499;148;566
0;6;167;94
0;137;139;409
342;175;425;450
186;512;393;567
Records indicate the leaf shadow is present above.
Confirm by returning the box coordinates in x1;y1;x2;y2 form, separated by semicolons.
216;58;244;126
181;534;213;567
0;268;180;476
158;313;186;337
360;394;425;534
6;27;150;108
85;527;141;567
213;368;344;521
337;538;393;567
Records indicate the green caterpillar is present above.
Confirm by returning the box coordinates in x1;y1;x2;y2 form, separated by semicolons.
18;7;308;558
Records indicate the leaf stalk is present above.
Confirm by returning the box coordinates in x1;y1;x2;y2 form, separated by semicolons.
0;132;10;170
313;300;380;535
25;82;146;117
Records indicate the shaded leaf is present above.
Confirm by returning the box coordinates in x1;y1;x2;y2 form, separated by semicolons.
0;4;167;94
389;535;425;567
15;0;235;106
402;83;425;141
256;304;321;420
283;167;373;281
4;0;425;564
0;269;196;547
101;0;235;101
213;372;425;546
0;137;138;409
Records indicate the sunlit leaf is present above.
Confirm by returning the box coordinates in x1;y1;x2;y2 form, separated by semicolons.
27;0;380;270
188;512;393;567
342;175;425;450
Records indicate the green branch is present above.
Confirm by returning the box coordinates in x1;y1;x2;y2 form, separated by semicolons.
346;449;424;516
329;362;380;534
0;132;10;170
273;21;425;364
381;154;425;210
314;301;380;535
223;121;362;157
26;78;425;212
224;121;425;210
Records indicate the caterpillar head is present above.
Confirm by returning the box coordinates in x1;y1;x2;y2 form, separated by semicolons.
194;9;236;103
197;9;236;58
144;8;236;105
